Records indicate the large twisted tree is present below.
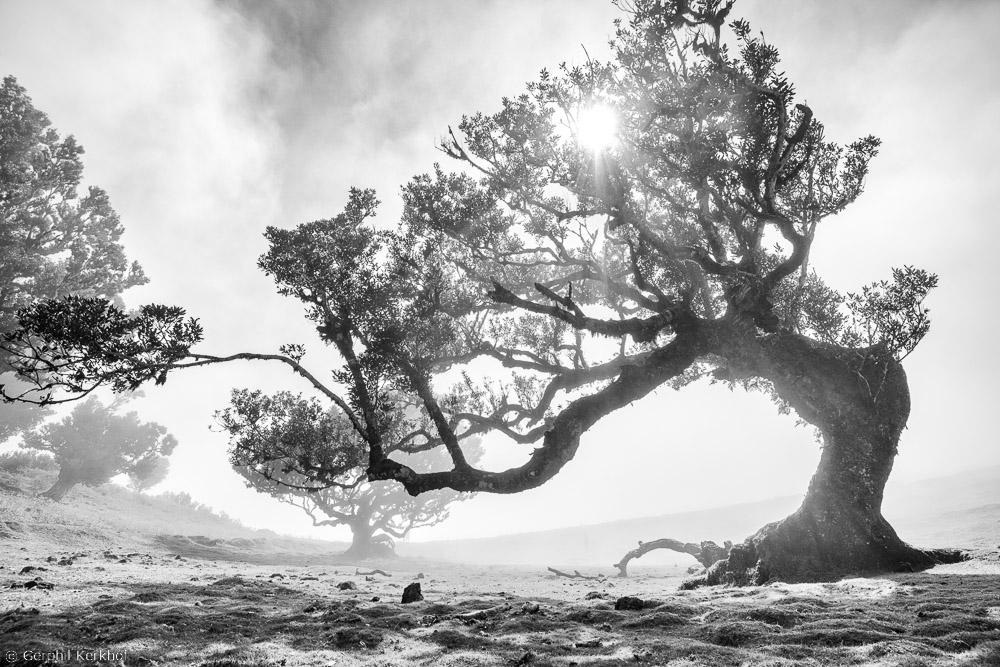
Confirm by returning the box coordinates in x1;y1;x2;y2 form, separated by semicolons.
0;1;961;583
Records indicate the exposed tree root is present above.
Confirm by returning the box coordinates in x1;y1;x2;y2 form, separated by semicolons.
614;538;732;577
679;511;969;589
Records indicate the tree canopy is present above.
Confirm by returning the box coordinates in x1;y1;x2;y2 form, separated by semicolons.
127;453;171;493
0;75;146;334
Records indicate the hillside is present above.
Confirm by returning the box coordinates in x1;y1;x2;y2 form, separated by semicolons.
0;464;349;561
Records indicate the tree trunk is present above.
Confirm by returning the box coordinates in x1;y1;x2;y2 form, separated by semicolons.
40;474;76;502
343;523;377;558
704;332;964;585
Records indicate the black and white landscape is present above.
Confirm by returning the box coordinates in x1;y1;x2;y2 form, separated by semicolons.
1;1;998;665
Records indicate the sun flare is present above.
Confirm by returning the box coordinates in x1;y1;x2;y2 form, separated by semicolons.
576;104;619;152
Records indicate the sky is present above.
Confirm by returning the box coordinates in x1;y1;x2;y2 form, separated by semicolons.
1;0;997;543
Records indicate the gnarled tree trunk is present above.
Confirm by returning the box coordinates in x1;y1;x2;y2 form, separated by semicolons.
704;332;963;585
40;474;76;502
342;519;396;560
343;522;377;558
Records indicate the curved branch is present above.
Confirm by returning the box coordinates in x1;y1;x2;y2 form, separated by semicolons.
613;538;731;577
488;280;674;343
368;325;705;495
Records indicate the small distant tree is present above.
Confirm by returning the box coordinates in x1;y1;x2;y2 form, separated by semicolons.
24;397;177;501
127;454;171;493
0;75;146;438
219;390;474;558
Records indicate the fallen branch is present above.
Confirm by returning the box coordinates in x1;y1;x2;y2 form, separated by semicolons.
613;539;732;577
355;568;392;577
547;566;606;581
455;604;512;624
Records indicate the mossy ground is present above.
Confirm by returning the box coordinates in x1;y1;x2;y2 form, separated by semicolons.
2;541;999;666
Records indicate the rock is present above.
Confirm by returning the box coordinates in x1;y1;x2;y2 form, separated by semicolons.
416;572;425;579
575;639;602;648
614;596;645;611
514;651;534;665
371;596;380;602
337;581;357;590
269;573;284;579
584;591;606;600
401;582;423;604
521;602;540;614
18;566;46;575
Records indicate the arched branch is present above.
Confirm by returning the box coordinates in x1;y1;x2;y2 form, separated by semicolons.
613;538;732;577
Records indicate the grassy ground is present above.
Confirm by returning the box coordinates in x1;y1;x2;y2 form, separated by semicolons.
2;467;1000;666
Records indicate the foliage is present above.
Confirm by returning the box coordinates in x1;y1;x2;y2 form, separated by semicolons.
160;490;212;512
219;389;475;547
0;75;146;333
23;397;177;489
2;297;203;403
0;75;147;435
0;448;56;474
841;266;937;361
128;454;171;492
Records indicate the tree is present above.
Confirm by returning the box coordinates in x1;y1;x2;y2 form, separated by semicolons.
127;454;170;493
0;75;146;436
24;397;177;501
0;1;963;583
219;389;474;558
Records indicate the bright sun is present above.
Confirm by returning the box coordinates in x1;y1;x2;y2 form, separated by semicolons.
576;104;619;151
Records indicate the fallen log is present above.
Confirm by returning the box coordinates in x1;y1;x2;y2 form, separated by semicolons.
613;539;732;577
546;566;606;581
